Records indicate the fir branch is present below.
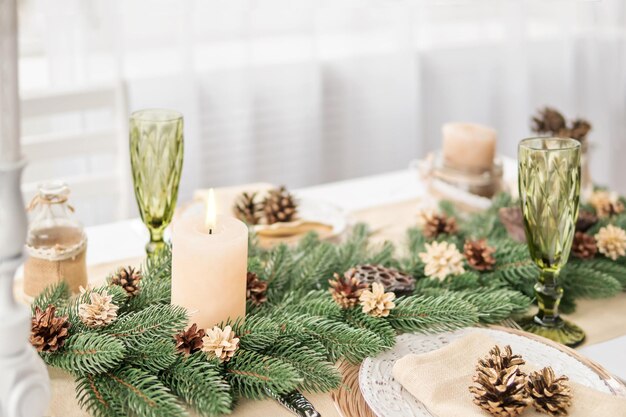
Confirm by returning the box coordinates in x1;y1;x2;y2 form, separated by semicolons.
44;333;125;375
582;258;626;289
76;374;126;417
105;304;188;346
162;353;232;417
278;290;343;320
265;342;342;393
344;308;397;349
561;264;622;299
235;315;282;352
292;242;336;294
31;281;70;313
264;244;295;303
127;339;178;373
226;349;302;399
108;367;186;417
449;289;532;323
365;241;396;267
388;295;479;333
334;223;370;273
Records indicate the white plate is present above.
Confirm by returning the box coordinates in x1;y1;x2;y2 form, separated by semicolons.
359;328;625;417
181;196;348;240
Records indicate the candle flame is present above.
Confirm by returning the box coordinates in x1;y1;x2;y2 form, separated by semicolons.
205;188;217;233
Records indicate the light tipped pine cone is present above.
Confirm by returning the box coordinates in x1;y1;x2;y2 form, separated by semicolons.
111;266;142;296
464;239;496;271
328;272;368;309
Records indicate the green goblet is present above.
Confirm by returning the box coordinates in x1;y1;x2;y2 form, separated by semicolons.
130;109;184;258
517;137;584;347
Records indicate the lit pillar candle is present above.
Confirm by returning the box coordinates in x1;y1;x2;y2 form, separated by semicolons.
442;122;497;172
171;189;248;329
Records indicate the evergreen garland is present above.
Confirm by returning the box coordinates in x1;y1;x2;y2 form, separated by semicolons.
30;190;626;417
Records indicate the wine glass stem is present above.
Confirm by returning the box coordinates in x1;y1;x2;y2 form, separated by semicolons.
146;229;165;259
535;269;564;326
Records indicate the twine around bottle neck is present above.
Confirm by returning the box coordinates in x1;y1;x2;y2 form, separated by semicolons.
26;193;74;213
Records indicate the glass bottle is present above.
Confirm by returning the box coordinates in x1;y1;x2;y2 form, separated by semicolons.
23;182;88;297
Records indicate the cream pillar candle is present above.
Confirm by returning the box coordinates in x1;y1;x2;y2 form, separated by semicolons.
442;122;497;172
171;191;248;329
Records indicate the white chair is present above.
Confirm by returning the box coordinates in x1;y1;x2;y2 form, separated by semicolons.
20;83;131;224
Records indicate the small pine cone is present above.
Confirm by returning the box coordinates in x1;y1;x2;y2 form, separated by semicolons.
422;213;458;239
464;239;496;271
175;323;206;355
233;192;262;225
569;118;592;141
531;107;566;134
202;325;239;363
30;305;71;353
526;367;572;416
571;232;597;260
345;264;415;296
359;282;396;318
262;186;298;224
246;272;268;306
589;190;625;218
469;345;530;417
595;225;626;261
111;266;142;296
328;272;368;309
575;210;598;232
78;288;119;328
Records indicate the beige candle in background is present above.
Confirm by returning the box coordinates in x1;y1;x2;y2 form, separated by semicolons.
442;122;497;172
172;189;248;329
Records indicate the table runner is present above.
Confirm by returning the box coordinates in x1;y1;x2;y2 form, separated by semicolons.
44;197;626;417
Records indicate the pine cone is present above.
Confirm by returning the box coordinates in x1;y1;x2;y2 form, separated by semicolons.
262;186;298;224
328;272;368;309
571;232;597;260
419;241;465;280
575;210;598;232
469;345;530;417
175;323;205;355
246;272;268;306
498;207;526;243
202;325;239;363
595;225;626;260
526;367;572;416
531;107;566;134
30;305;71;353
359;282;396;318
78;288;119;328
422;213;458;239
464;239;496;271
589;190;625;218
233;192;262;225
345;264;415;296
568;118;592;141
111;266;142;296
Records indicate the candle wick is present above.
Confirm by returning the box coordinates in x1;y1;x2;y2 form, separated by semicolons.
209;229;213;235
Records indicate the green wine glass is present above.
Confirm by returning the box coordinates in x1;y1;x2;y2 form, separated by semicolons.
130;109;184;258
517;137;584;347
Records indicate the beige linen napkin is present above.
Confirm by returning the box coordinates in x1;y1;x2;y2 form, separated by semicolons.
392;332;626;417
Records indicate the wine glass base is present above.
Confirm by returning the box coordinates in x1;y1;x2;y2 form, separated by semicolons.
517;316;586;348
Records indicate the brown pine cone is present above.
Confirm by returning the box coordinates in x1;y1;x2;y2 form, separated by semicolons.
262;186;298;224
30;305;71;353
328;272;368;309
175;323;205;355
464;239;496;271
246;272;268;306
423;213;458;239
575;210;598;232
571;232;597;260
569;118;592;141
526;367;572;416
111;266;142;296
233;192;262;225
469;345;530;417
531;107;566;134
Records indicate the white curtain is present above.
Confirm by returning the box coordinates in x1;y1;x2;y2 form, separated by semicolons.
18;0;626;224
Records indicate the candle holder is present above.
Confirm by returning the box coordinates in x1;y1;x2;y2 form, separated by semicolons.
0;160;50;417
130;109;184;258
